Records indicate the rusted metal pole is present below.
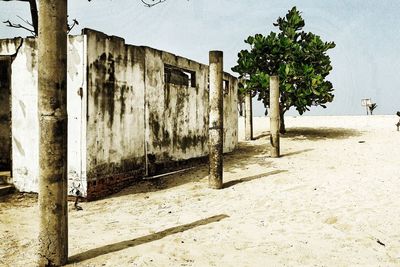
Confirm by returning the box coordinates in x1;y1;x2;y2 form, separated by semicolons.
38;0;68;265
270;76;280;158
245;91;253;140
208;51;223;189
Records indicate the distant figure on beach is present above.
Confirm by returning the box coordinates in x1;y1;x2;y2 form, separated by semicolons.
396;111;400;131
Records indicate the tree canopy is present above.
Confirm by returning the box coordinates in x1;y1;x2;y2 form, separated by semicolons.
232;6;336;133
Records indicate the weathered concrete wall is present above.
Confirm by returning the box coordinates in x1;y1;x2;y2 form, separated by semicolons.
85;30;238;190
145;48;210;173
0;36;87;194
0;29;238;199
85;29;146;199
223;73;238;153
0;38;40;192
145;48;238;172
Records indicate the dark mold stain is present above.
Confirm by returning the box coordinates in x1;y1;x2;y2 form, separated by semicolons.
87;157;145;179
92;52;116;127
120;84;126;121
149;112;171;148
178;134;207;153
164;83;171;108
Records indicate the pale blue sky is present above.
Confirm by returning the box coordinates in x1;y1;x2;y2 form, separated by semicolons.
1;0;400;116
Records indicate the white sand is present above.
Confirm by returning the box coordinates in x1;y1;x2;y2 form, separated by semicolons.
1;115;400;266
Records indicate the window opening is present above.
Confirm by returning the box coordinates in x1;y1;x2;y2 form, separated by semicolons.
164;64;196;87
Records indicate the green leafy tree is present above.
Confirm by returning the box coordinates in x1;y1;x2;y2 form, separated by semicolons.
232;7;336;133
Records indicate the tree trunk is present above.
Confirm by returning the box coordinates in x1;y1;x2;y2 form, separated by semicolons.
38;0;68;266
208;51;224;189
279;107;286;134
244;92;253;140
269;76;280;158
29;0;38;36
238;97;244;117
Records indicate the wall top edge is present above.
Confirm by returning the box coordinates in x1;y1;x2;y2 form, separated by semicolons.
1;28;237;78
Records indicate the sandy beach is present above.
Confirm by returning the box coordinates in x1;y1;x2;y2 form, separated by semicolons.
1;115;400;266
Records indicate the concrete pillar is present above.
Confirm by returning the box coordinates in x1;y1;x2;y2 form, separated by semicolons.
270;76;280;158
38;0;68;265
245;92;253;140
208;51;224;189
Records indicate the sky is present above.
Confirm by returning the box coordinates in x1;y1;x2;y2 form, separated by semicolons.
1;0;400;116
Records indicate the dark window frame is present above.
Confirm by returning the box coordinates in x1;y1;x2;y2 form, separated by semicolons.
164;64;196;88
223;79;230;95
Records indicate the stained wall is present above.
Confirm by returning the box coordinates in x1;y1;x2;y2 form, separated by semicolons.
85;29;147;198
85;29;238;199
144;47;210;173
0;29;238;199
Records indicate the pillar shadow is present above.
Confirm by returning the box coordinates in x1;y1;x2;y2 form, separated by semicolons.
111;166;209;197
111;140;272;198
282;149;314;157
223;170;287;188
252;132;270;140
68;214;229;263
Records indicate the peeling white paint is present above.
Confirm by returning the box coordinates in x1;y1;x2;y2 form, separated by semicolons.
67;35;87;197
10;39;39;192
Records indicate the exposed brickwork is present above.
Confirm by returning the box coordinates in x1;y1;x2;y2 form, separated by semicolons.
84;156;209;201
86;168;145;201
148;156;208;176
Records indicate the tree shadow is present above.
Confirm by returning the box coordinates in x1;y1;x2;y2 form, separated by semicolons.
223;140;272;173
68;214;229;263
223;170;287;188
283;127;363;141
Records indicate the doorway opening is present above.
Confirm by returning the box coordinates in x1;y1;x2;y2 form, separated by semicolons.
0;57;12;182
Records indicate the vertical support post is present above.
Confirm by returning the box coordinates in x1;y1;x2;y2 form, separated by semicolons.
245;92;253;140
38;0;68;265
270;76;280;158
208;51;224;189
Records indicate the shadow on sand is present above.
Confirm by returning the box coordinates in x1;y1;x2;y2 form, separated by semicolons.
223;141;272;172
68;214;229;263
282;149;314;157
111;140;272;198
283;127;362;141
223;170;287;188
108;170;205;198
254;127;362;142
253;133;270;140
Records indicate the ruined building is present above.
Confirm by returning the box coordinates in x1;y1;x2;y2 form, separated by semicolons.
0;29;238;200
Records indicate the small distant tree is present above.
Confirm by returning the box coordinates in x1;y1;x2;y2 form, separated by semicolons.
368;103;377;115
232;7;336;133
